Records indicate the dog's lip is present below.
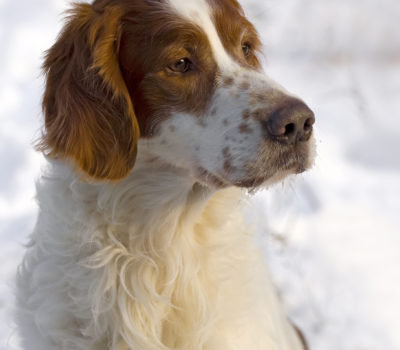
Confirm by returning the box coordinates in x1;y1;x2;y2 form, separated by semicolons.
234;164;306;189
235;145;312;189
234;177;266;188
194;138;314;189
195;167;230;188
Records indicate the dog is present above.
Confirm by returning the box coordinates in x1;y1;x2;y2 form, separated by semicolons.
16;0;315;349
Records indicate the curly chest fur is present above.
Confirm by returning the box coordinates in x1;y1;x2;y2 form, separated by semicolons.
16;162;303;350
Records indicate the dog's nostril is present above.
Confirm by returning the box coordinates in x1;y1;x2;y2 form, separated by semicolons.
284;123;296;136
303;117;315;132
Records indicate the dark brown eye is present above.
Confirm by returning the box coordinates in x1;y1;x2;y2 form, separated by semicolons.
242;42;251;57
169;58;193;73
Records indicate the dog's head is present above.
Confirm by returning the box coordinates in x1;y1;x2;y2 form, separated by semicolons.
40;0;315;188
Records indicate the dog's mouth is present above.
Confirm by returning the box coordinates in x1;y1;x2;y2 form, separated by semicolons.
237;138;316;189
234;158;309;189
195;137;315;190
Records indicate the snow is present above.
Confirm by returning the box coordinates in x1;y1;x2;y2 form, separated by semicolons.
0;0;399;349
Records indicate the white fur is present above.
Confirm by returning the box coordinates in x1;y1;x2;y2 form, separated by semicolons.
17;151;304;350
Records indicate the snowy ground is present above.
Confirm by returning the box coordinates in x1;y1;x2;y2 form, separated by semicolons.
0;0;399;349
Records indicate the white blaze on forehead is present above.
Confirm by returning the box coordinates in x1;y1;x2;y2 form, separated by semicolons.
167;0;236;70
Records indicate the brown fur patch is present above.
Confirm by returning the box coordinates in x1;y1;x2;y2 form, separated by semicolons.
38;3;139;180
222;146;231;158
119;3;218;136
222;146;234;173
223;159;234;173
239;123;252;134
250;92;266;105
223;76;234;87
242;109;251;120
208;0;262;69
251;109;265;121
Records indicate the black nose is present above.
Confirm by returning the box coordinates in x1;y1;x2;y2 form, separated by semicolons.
265;100;315;145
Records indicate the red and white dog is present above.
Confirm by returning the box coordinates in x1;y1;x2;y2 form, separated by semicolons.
16;0;315;349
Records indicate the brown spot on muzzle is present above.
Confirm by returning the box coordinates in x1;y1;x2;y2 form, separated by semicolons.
222;146;231;158
222;145;236;174
239;123;252;134
242;109;251;120
223;76;234;87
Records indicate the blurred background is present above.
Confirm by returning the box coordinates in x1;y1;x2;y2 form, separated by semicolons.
0;0;399;349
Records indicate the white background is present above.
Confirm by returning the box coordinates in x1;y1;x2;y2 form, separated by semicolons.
0;0;399;349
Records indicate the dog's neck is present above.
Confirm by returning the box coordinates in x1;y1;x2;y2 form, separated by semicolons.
42;151;240;246
37;154;246;348
96;153;216;227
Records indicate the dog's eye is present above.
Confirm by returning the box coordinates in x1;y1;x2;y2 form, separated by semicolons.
169;58;193;73
242;42;251;57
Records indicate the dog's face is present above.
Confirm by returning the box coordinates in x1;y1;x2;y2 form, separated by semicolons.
40;0;315;189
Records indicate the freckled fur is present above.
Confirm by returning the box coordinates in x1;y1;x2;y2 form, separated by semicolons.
239;122;252;134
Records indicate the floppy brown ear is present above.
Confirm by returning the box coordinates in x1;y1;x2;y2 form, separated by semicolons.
38;3;139;180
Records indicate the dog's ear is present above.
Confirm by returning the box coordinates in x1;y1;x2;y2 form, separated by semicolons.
38;3;139;180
